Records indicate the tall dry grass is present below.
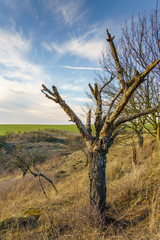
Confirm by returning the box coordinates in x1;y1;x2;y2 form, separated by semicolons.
0;132;159;239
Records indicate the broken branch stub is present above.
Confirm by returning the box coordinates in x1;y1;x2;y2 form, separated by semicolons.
86;110;92;135
106;29;126;91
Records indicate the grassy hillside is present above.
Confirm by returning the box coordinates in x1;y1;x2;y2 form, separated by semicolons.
0;124;79;135
0;130;159;239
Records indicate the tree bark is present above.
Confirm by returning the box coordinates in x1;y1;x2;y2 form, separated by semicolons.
88;150;107;213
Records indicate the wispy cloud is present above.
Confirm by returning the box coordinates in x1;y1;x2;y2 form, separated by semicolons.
0;0;32;16
60;84;84;92
42;0;86;26
42;18;121;62
0;28;88;124
0;29;30;68
42;32;105;61
62;66;103;71
0;29;60;123
0;28;52;83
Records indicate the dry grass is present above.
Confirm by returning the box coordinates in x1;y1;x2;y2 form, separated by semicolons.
0;131;160;239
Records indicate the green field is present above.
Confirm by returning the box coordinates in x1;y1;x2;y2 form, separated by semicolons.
0;124;154;136
0;124;79;135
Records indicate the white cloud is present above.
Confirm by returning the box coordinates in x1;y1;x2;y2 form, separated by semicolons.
42;19;121;62
42;33;105;61
0;74;88;124
43;0;86;26
60;84;84;92
0;76;88;124
0;29;89;124
69;97;92;103
0;29;30;68
0;28;46;83
0;29;57;123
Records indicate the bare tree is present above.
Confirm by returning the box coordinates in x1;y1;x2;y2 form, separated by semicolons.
5;143;58;197
120;3;160;140
42;30;159;216
96;3;160;149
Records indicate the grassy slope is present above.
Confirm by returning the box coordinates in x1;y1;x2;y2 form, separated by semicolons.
0;131;159;239
0;124;79;135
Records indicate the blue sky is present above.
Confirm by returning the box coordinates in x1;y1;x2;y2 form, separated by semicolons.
0;0;157;124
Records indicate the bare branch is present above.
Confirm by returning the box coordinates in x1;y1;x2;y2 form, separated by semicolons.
86;110;92;135
119;59;159;92
33;165;48;198
111;126;126;141
107;88;123;119
94;83;99;100
95;92;103;138
125;60;160;90
42;84;56;98
100;59;159;138
41;85;57;103
41;91;57;102
102;115;107;125
106;29;126;90
115;107;157;127
88;84;103;137
88;83;95;99
140;59;160;79
81;150;89;167
28;165;58;194
99;74;115;93
39;172;58;193
52;86;61;98
42;84;90;141
27;166;38;177
139;118;156;138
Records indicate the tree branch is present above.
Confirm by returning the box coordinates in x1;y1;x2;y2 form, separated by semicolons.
41;84;57;102
99;74;115;93
106;29;126;91
86;110;92;135
107;88;123;119
39;172;58;193
81;150;89;167
111;126;126;141
139;118;156;138
100;59;159;138
139;59;160;79
42;84;90;141
94;83;99;100
88;83;95;99
28;165;58;194
33;164;48;198
115;107;157;127
88;83;103;138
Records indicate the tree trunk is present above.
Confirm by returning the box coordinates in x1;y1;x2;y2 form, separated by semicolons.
88;150;107;213
138;134;143;147
132;145;137;168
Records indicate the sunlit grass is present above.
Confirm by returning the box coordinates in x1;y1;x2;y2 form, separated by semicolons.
0;124;79;135
0;123;154;136
0;129;159;239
